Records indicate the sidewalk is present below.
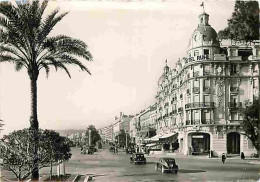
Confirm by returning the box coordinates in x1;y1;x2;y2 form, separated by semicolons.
145;152;260;164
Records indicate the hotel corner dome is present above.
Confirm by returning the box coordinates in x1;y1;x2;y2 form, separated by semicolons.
188;12;220;51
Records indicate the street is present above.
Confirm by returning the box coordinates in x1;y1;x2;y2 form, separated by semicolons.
1;145;259;181
47;145;259;182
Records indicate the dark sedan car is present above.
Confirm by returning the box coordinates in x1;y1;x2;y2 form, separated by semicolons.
130;153;146;164
155;157;178;174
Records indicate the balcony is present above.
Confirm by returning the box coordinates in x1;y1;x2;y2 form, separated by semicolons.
203;70;210;76
193;87;200;93
186;120;191;125
172;110;177;114
203;87;210;94
201;119;214;125
194;119;200;125
185;102;215;109
187;89;190;95
163;114;169;118
230;87;239;93
193;71;200;77
178;107;183;113
229;120;243;124
228;102;242;108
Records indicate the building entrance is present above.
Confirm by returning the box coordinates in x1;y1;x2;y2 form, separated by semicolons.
227;132;240;154
191;133;210;155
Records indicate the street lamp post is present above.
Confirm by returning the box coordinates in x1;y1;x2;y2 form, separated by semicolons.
89;130;91;146
126;133;128;148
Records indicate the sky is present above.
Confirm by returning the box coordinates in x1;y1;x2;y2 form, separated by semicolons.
0;0;235;135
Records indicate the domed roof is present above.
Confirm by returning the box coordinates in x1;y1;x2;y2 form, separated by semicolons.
194;25;218;42
188;12;220;50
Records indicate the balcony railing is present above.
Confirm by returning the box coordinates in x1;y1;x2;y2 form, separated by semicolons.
201;119;214;125
203;70;210;76
203;87;210;93
229;120;243;124
193;87;200;93
185;102;215;109
178;107;183;112
186;120;191;125
163;114;169;118
230;87;239;93
193;71;200;77
228;102;242;108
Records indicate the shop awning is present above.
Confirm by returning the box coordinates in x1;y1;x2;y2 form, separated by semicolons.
159;133;178;143
146;143;157;147
159;133;177;139
149;134;163;141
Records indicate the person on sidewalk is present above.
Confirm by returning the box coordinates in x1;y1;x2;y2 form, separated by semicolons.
222;153;226;164
241;152;245;160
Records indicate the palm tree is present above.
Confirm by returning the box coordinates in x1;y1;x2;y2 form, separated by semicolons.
0;0;92;180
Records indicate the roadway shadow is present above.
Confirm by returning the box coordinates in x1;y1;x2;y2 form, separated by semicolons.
178;169;206;173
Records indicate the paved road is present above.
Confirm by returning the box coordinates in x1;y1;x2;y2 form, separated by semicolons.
1;145;259;181
63;146;259;182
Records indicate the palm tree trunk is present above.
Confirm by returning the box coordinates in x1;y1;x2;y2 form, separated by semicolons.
29;75;39;181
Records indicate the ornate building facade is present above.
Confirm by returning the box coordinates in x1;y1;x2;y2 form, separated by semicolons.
155;11;259;156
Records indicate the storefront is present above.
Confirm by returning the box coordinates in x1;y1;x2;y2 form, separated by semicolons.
189;133;210;155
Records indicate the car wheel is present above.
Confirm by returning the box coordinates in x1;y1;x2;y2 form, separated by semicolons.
155;164;158;171
161;166;165;174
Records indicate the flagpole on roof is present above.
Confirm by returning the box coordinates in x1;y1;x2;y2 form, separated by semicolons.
200;2;205;12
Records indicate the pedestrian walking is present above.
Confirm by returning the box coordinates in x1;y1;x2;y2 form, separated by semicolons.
241;152;245;160
222;153;226;164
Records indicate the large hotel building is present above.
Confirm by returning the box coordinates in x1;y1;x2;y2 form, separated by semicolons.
155;11;259;156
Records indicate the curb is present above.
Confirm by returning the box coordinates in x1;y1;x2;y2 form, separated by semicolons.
72;175;79;182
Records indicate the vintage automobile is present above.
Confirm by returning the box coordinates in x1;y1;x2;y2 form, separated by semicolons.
109;146;115;152
87;145;97;154
129;153;146;164
154;157;178;174
126;148;135;154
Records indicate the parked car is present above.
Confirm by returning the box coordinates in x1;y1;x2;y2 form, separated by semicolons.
154;157;178;174
126;148;135;154
109;146;115;152
88;145;97;154
130;153;146;164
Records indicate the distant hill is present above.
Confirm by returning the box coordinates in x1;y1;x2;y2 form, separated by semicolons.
56;129;86;137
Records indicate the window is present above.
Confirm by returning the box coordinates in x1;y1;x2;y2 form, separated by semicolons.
194;95;199;102
194;50;199;56
194;80;199;87
230;64;237;75
253;64;258;73
204;95;210;103
230;49;237;56
204;79;210;88
204;49;209;55
253;79;258;88
204;64;210;75
231;112;238;120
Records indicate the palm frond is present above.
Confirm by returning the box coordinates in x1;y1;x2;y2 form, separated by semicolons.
38;62;50;78
57;54;91;75
56;63;71;78
14;61;25;71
